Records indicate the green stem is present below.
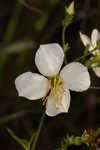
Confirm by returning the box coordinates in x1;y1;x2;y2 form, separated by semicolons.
74;47;98;62
7;128;26;150
74;54;87;62
90;86;100;90
27;133;36;150
31;111;45;150
62;26;66;50
62;26;67;64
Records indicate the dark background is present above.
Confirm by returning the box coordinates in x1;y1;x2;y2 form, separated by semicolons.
0;0;100;149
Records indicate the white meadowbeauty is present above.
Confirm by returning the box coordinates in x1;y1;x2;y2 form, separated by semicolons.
79;29;100;77
15;43;90;117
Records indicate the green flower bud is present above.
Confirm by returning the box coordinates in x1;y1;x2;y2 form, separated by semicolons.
66;1;74;15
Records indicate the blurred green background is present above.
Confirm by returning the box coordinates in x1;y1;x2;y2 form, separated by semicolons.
0;0;100;149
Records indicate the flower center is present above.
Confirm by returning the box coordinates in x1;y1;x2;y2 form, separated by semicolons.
42;75;65;109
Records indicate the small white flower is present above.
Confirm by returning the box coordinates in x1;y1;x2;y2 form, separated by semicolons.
15;43;90;117
79;29;100;77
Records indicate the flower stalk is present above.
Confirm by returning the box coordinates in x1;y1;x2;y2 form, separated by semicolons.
62;2;74;64
31;111;45;150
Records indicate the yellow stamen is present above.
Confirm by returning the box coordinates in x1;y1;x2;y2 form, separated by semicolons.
55;96;59;109
51;77;57;96
56;82;65;91
56;77;62;86
58;88;65;107
54;78;57;87
41;76;65;109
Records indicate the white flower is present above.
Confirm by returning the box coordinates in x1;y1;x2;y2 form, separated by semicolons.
79;29;100;77
15;43;90;117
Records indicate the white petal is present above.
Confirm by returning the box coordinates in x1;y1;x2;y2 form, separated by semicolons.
15;72;48;100
91;29;100;49
46;88;70;117
35;43;64;77
79;32;92;47
92;62;100;77
60;62;90;92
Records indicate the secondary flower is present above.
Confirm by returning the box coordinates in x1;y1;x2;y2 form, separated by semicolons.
79;29;100;77
15;43;90;116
